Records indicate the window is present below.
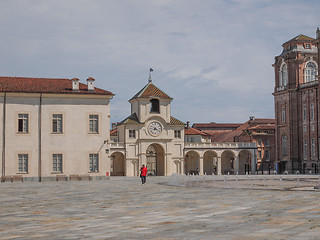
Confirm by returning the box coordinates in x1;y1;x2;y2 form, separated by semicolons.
304;62;317;82
303;105;307;121
53;154;63;172
304;139;308;157
311;139;316;156
265;139;270;146
174;130;181;138
310;103;315;121
311;125;315;132
18;114;29;133
150;99;160;113
305;43;311;49
281;107;286;123
282;136;288;156
18;154;28;173
258;150;262;158
129;130;136;138
303;126;307;133
265;150;270;160
89;154;99;172
190;137;194;142
89;115;99;133
52;114;63;133
264;130;269;134
279;63;288;86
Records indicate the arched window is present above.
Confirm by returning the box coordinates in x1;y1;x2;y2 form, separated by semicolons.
150;99;160;113
304;62;317;83
279;63;288;87
281;135;288;156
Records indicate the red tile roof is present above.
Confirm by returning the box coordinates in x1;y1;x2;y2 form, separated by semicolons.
192;122;241;130
130;82;172;100
197;118;276;143
110;129;118;136
0;76;114;95
185;127;208;136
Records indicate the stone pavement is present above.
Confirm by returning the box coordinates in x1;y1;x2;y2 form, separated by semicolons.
1;176;320;240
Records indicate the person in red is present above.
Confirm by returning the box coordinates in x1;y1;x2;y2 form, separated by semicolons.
140;164;147;184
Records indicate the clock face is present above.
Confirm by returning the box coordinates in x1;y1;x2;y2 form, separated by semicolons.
148;122;162;136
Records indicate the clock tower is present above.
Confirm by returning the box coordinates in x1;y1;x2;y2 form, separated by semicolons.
116;71;185;176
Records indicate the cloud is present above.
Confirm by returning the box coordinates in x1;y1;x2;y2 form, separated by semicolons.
0;0;319;125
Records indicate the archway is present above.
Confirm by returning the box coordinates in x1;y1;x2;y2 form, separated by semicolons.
110;152;125;176
146;144;165;176
185;151;200;175
203;151;218;175
238;150;252;175
221;150;235;175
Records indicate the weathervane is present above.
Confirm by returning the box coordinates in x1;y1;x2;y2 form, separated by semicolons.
148;68;153;83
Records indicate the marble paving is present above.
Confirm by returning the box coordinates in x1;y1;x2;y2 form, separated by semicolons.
1;176;320;239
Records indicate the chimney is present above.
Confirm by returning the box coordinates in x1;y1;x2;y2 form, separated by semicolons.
71;78;79;91
112;123;116;130
86;77;95;91
186;121;190;128
317;27;320;39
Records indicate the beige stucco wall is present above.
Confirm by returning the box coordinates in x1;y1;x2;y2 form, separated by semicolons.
0;93;112;180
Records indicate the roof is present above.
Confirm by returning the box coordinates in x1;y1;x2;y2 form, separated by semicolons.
185;127;209;136
170;116;185;125
130;82;172;101
0;76;114;95
201;118;276;142
192;122;241;130
110;129;118;136
283;34;315;46
118;113;140;125
248;124;275;131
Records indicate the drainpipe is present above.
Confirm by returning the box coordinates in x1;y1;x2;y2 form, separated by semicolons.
38;94;42;182
2;93;6;179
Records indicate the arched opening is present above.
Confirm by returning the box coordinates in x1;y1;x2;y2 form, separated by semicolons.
150;99;160;113
238;150;252;175
221;150;235;175
110;152;125;176
203;151;218;175
146;144;165;176
304;61;317;82
185;151;200;175
279;63;288;86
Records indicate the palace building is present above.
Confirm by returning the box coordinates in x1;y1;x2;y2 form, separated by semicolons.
273;28;320;174
0;76;114;182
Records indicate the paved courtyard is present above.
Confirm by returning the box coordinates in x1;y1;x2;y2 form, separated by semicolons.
1;176;320;240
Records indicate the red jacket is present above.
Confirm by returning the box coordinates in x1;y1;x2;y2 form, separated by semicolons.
140;166;147;176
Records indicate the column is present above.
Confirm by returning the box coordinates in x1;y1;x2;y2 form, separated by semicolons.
234;155;239;174
199;156;203;175
251;149;257;174
181;158;185;175
217;156;222;175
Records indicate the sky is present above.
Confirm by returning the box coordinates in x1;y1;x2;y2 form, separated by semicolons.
1;0;319;125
